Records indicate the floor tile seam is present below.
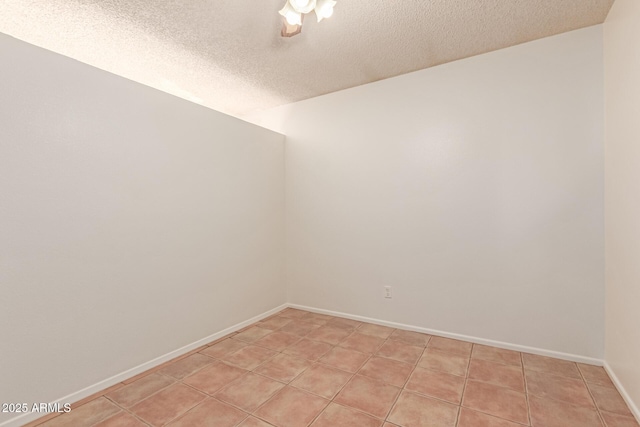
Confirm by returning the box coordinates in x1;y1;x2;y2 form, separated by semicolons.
362;340;424;373
204;334;234;347
525;386;600;411
425;345;472;359
577;361;609;426
241;385;284;419
154;351;218;382
524;368;604;412
177;373;238;402
465;369;527;393
421;345;472;362
307;358;363;377
304;399;331;427
331;392;383;422
82;410;129;427
372;352;422;367
250;360;312;385
519;349;533;426
470;353;524;368
525;383;616;426
324;400;390;425
251;418;277;427
588;389;639;421
401;385;466;408
469;357;526;374
287;372;354;401
527;388;615;411
466;375;534;400
314;359;363;374
599;410;640;425
211;367;273;395
415;363;469;379
249;383;331;426
329;363;395;420
459;393;532;426
247;334;306;351
23;414;53;427
381;340;427;423
103;399;164;427
417;335;472;379
225;350;282;371
522;362;583;381
229;413;253;427
349;347;376;379
453;405;462;427
124;387;206;427
458;343;475;423
207;389;275;417
70;382;130;411
461;352;533;424
304;331;352;346
584;377;617;390
315;363;381;423
387;388;463;427
102;386;176;425
260;337;305;354
25;412;60;427
457;405;532;426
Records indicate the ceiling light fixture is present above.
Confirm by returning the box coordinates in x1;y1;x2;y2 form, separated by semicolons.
279;0;336;37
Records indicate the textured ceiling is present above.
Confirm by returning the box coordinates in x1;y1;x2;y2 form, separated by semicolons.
0;0;614;117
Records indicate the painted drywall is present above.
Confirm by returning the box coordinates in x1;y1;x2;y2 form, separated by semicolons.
0;34;284;425
247;26;605;358
604;0;640;417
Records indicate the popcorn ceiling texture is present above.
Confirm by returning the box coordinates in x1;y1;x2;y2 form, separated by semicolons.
0;0;613;117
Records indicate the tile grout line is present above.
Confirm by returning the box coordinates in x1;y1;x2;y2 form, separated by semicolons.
577;364;608;426
97;396;154;427
381;333;431;425
456;342;475;427
520;350;533;426
305;321;374;426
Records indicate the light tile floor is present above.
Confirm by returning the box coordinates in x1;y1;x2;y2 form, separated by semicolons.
27;308;639;427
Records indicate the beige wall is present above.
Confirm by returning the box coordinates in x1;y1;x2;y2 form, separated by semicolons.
604;0;640;419
247;26;605;360
0;34;285;426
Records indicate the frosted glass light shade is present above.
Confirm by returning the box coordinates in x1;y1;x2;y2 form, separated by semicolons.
290;0;317;14
314;0;336;22
279;2;302;25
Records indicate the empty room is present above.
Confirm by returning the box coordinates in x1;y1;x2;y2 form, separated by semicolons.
1;0;638;426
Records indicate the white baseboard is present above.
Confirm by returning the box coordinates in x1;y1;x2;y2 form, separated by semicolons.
0;303;287;427
603;361;640;423
288;303;604;366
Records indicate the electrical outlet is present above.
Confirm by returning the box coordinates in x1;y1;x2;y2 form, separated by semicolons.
384;286;392;299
